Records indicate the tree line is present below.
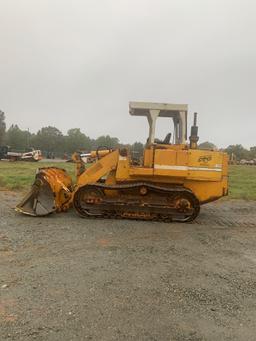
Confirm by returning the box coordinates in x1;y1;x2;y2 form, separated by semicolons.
0;111;144;157
197;142;256;161
0;110;255;160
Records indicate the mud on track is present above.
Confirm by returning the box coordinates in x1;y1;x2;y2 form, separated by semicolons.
0;191;256;341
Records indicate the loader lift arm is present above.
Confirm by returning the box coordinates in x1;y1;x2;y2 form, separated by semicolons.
76;149;119;187
15;150;120;216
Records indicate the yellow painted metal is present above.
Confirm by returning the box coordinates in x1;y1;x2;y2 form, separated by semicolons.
76;150;119;187
129;167;154;177
16;143;228;217
90;149;112;158
76;145;227;205
70;142;229;205
15;167;73;216
143;147;154;167
96;146;229;205
16;102;229;217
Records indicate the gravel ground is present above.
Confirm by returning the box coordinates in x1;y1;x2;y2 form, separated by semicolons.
0;191;256;341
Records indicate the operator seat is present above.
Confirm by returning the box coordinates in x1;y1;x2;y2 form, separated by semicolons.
162;133;172;144
154;133;172;144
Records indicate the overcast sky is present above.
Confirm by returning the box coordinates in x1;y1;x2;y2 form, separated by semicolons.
0;0;255;147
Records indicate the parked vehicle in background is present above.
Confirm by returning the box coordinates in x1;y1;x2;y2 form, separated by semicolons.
239;159;256;165
80;152;96;164
0;146;42;161
20;149;42;162
0;145;9;160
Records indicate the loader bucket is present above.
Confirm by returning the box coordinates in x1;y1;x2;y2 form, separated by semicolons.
15;167;73;216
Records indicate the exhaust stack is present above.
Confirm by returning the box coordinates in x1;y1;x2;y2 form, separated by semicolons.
189;112;199;149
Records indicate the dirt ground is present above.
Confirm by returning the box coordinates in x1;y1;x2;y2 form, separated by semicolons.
0;191;256;341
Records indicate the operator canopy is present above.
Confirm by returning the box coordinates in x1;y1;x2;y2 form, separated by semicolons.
129;101;188;145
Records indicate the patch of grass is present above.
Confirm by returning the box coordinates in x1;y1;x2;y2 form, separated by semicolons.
0;161;75;191
0;175;6;188
228;165;256;200
0;162;256;200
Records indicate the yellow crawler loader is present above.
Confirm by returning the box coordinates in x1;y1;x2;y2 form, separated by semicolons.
16;102;228;222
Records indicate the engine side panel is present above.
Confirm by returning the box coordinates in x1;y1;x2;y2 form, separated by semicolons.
116;147;228;204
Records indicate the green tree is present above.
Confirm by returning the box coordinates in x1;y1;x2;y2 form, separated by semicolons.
33;126;63;154
249;146;256;159
6;124;31;151
198;141;216;150
65;128;92;153
225;144;249;160
0;110;6;145
94;135;119;149
131;141;144;158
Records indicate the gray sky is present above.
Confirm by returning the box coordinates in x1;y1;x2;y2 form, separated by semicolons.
0;0;255;147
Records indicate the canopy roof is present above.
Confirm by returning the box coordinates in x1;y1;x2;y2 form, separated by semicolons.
129;101;188;145
129;102;188;118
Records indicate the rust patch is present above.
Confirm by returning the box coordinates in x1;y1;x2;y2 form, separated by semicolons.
0;250;14;258
0;303;5;316
97;239;110;247
0;299;17;322
4;314;17;322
